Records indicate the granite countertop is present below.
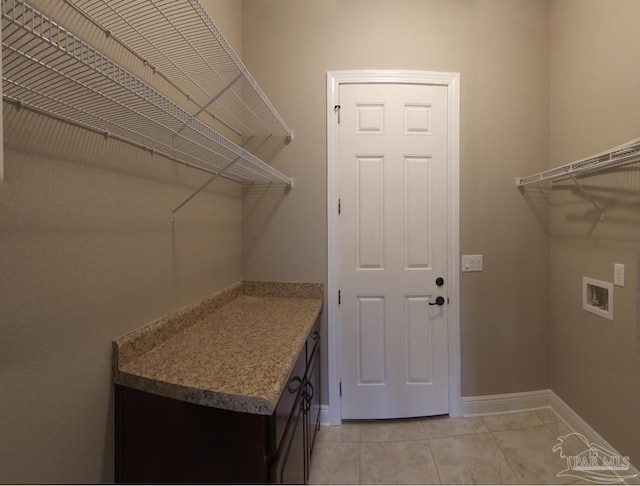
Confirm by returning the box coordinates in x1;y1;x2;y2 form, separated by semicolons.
113;281;323;415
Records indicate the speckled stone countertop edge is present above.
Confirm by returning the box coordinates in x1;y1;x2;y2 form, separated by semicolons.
112;280;324;415
113;281;244;373
115;371;274;415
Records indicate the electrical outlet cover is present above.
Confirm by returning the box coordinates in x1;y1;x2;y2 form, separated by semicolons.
462;255;483;272
614;263;625;287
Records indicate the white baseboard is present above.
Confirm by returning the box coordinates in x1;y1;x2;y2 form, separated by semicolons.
459;389;638;481
459;389;551;417
318;405;332;427
548;390;640;481
322;389;638;476
320;390;550;425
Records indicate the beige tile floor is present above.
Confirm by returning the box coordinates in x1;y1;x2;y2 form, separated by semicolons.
308;408;620;484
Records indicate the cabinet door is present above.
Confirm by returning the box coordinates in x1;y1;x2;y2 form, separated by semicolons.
115;386;269;483
274;348;306;451
305;343;321;468
306;318;320;365
272;390;306;484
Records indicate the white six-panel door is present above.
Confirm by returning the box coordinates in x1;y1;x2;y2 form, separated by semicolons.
339;82;449;419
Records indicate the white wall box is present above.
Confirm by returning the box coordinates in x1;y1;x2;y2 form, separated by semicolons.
1;0;294;218
582;277;613;321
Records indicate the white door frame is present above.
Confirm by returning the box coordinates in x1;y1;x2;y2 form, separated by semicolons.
326;70;461;425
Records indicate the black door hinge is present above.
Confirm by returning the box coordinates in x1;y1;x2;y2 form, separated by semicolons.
338;290;341;305
338;198;341;215
339;382;342;397
334;104;341;123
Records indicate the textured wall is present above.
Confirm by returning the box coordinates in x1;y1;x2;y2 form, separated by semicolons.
548;0;640;465
0;1;244;483
241;0;551;400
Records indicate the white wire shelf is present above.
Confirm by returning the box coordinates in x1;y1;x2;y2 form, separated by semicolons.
515;138;640;187
66;0;294;144
1;0;294;189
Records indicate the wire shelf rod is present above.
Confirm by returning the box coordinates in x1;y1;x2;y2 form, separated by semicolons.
3;80;247;182
515;137;640;187
175;72;243;139
66;0;292;141
5;83;282;186
2;94;242;182
2;0;293;187
187;0;292;138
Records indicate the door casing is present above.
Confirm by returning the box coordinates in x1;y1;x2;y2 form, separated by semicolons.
326;70;461;425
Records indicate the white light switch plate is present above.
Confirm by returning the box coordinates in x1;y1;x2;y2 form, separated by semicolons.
462;255;483;272
614;263;625;287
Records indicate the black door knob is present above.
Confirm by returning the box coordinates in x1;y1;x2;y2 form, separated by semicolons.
429;296;445;306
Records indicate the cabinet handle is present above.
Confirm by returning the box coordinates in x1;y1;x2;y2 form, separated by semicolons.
302;386;312;412
287;376;303;394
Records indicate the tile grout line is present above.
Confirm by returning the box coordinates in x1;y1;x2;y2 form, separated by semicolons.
358;424;361;485
315;412;566;484
422;420;444;485
483;412;563;485
358;440;362;485
487;427;524;485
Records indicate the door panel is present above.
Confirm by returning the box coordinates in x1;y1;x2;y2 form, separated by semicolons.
340;83;449;419
356;156;384;269
405;296;432;384
405;157;433;269
357;296;386;385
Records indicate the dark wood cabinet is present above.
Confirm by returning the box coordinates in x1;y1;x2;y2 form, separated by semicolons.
271;381;306;484
115;386;271;483
272;318;321;483
305;324;321;473
115;317;321;484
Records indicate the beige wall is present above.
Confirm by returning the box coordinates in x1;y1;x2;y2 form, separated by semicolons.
241;0;551;398
549;0;640;465
16;0;640;482
0;1;243;483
